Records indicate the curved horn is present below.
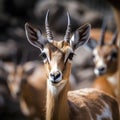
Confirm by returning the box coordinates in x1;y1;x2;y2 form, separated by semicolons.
64;12;71;42
99;22;107;46
111;30;118;45
45;10;53;41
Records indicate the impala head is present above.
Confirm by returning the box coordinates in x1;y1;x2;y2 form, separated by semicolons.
25;10;91;93
7;63;35;98
87;24;118;76
7;65;23;98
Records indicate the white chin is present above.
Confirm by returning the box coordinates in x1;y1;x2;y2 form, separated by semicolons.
48;80;67;96
94;69;100;76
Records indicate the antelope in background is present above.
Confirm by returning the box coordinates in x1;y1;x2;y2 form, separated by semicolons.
6;61;47;120
86;23;119;98
105;0;120;106
25;10;119;120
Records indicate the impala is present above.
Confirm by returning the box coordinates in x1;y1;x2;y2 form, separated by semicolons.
87;24;119;98
25;10;119;120
104;0;120;106
7;61;47;120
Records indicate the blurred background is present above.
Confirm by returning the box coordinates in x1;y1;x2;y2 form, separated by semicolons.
0;0;117;119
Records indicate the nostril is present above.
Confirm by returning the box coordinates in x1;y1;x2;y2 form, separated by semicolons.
50;73;54;78
98;67;105;72
55;72;61;79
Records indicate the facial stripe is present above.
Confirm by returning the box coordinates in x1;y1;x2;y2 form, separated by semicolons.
93;49;106;68
43;48;50;63
64;48;73;63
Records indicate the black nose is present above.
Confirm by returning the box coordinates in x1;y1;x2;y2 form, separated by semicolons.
98;67;105;73
50;71;61;81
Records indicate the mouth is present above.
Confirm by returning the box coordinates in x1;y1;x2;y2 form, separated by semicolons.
50;79;66;87
51;80;60;84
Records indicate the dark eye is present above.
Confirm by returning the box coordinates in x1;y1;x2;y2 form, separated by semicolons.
40;52;47;60
111;52;117;58
107;52;117;61
68;53;74;60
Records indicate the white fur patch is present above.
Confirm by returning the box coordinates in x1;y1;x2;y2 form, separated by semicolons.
107;76;117;96
93;49;107;75
107;76;117;86
48;79;67;96
96;101;112;120
94;69;100;76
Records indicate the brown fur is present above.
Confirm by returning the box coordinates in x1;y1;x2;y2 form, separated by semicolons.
7;61;47;120
92;36;119;112
25;21;119;119
91;1;120;108
68;88;119;120
93;76;116;97
44;41;119;120
106;0;120;105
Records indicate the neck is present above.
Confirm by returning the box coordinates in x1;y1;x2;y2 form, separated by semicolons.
46;80;70;120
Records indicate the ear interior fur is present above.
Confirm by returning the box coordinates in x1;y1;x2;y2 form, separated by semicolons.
25;23;46;51
70;23;91;50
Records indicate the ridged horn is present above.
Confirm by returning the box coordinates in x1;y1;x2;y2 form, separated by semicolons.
64;12;71;42
99;22;107;46
45;10;53;41
111;30;118;45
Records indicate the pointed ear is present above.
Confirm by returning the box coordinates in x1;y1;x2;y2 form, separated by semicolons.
70;23;91;50
84;38;98;51
25;23;46;51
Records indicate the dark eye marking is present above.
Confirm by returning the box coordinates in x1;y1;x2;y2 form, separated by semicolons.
24;67;35;76
68;52;75;60
111;52;117;58
107;51;118;61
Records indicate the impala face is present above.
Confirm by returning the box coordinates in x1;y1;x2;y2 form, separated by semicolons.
93;45;118;76
42;41;73;84
7;63;36;98
7;65;23;98
92;25;118;76
25;10;91;92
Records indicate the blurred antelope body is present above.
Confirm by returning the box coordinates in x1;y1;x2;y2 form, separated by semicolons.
25;10;119;120
7;61;47;120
